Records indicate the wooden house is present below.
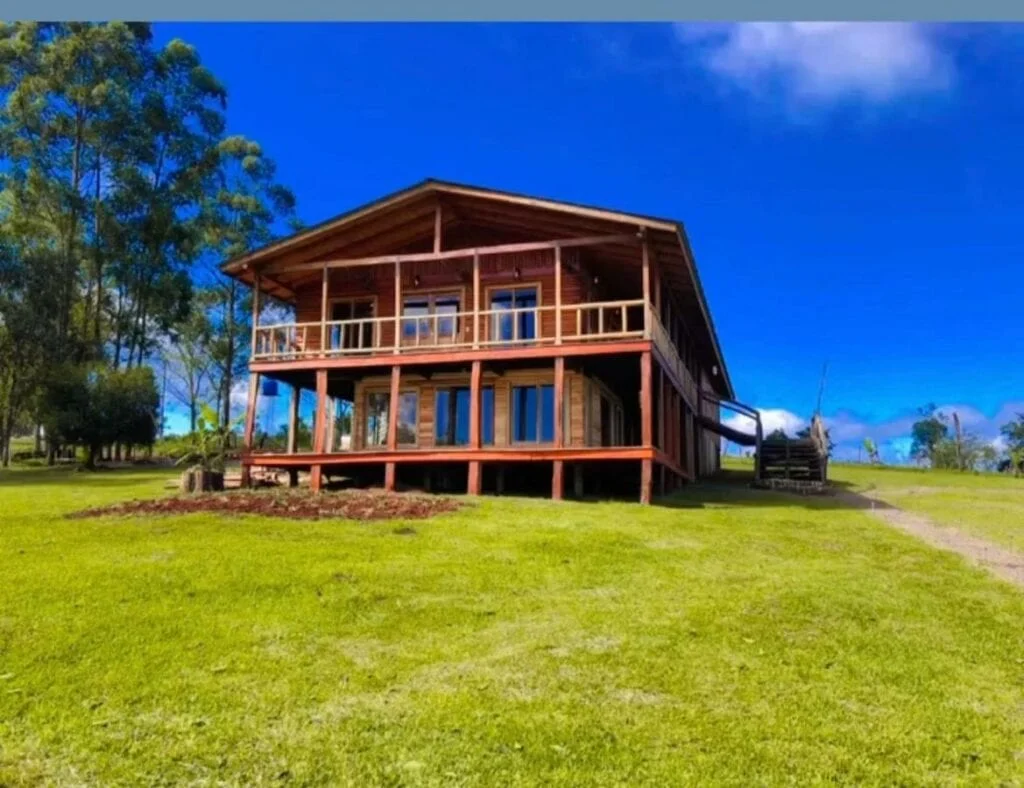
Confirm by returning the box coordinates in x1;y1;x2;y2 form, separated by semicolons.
221;179;735;502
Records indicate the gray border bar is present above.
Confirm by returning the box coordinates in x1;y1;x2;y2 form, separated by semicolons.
11;2;1024;21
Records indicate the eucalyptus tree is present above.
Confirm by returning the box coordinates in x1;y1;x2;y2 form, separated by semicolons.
201;135;297;425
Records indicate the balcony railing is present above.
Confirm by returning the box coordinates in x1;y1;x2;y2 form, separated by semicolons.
253;299;650;360
251;299;697;405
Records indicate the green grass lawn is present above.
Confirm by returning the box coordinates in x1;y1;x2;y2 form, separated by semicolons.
828;463;1024;554
2;466;1024;785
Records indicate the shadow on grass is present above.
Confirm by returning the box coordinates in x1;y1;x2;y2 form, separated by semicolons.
656;468;895;512
0;464;174;489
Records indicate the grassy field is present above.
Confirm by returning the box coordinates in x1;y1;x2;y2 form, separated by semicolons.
2;466;1024;785
828;462;1024;553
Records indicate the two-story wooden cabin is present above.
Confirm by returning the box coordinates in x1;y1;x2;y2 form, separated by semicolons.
222;179;734;503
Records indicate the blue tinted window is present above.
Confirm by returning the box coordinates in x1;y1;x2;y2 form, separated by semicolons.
512;384;554;443
436;387;493;446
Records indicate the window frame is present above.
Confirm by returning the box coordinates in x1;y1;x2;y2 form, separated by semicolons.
401;288;464;345
434;385;495;447
485;283;543;344
363;388;420;448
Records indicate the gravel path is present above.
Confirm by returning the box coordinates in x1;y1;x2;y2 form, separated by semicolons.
838;491;1024;588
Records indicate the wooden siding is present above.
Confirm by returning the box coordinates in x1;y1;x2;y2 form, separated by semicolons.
345;366;623;452
291;248;588;353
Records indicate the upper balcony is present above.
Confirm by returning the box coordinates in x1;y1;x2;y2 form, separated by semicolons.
225;179;733;406
251;298;698;407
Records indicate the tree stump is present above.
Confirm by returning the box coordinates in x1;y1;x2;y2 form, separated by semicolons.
179;469;225;494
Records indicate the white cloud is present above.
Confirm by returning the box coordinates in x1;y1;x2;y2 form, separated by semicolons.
719;401;1023;465
675;23;952;105
722;407;806;438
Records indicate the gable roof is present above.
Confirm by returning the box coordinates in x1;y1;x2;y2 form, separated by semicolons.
222;178;733;399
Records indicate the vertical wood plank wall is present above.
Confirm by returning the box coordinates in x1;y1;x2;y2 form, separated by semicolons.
293;249;587;351
350;368;623;451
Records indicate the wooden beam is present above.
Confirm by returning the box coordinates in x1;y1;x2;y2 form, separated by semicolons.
640;459;653;505
552;460;564;501
310;464;323;493
467;461;481;495
243;445;656;467
640;350;652;448
243;373;259;450
287;383;299;454
472;251;480;348
279;233;640;274
387;365;400;451
433;201;442;253
641;233;651;339
313;369;328;454
469;360;482;448
250;274;261;355
554;245;562;345
393;258;401;354
320;266;329;356
251;338;654;374
384;462;396;492
554;356;565;448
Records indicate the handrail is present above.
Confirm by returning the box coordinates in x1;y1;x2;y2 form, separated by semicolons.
254;299;658;361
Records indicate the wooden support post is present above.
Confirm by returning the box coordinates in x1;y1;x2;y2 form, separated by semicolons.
469;360;482;449
641;233;651;338
320;266;329;356
472;251;480;348
393;258;401;353
387;366;400;451
573;464;584;498
433;201;442;253
287;383;299;454
640;459;653;505
640;351;652;448
311;465;323;493
251;273;260;356
554;245;562;345
384;462;396;492
243;372;259;450
313;369;327;454
554;357;565;448
552;460;564;501
288;469;298;488
467;462;481;495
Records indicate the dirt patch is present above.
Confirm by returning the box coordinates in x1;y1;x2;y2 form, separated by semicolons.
66;489;464;522
838;491;1024;588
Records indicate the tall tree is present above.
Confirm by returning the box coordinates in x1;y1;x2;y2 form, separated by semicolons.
910;404;948;465
201;136;297;426
162;306;216;433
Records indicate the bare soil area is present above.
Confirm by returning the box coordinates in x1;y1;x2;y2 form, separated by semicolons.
67;489;464;522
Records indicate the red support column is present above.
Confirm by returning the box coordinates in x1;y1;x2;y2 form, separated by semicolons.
468;360;482;495
640;459;653;505
640;351;652;448
311;369;327;494
552;356;565;500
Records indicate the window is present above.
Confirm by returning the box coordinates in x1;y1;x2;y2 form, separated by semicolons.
511;384;555;443
364;391;419;447
402;292;461;343
490;287;538;342
330;299;375;351
435;387;494;446
365;392;389;447
396;392;418;445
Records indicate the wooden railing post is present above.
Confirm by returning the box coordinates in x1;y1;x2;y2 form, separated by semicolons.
554;245;562;345
393;258;401;354
472;252;480;348
287;383;299;455
320;266;329;357
251;272;260;357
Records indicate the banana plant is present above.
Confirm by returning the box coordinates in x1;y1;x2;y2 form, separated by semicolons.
175;403;244;474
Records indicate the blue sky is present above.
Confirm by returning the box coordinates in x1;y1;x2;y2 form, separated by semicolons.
154;23;1024;461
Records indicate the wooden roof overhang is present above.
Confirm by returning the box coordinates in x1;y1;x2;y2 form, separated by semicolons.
221;179;733;399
